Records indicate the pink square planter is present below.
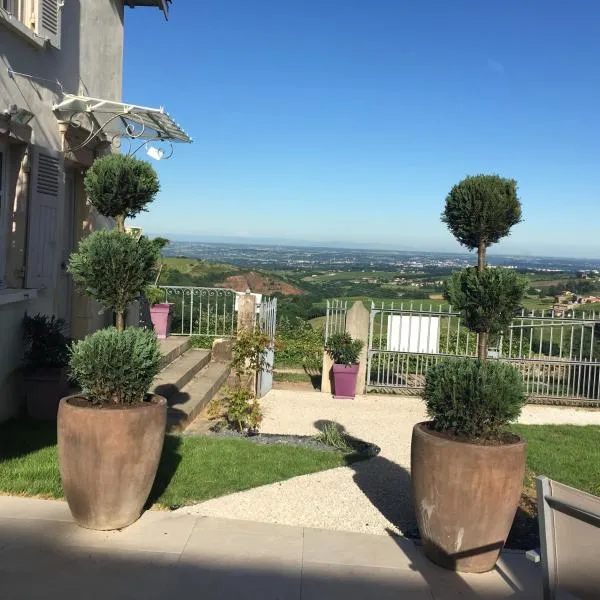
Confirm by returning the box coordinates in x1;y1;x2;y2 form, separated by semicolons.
332;363;359;399
149;303;172;339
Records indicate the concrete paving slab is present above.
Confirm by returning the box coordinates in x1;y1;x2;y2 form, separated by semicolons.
303;527;416;570
183;515;304;564
0;497;541;600
301;562;432;600
0;495;72;521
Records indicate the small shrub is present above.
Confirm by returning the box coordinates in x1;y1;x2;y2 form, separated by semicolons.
231;329;272;376
220;385;262;433
190;335;215;349
325;332;363;366
70;327;161;404
314;423;352;452
425;358;525;440
145;286;166;306
23;314;70;369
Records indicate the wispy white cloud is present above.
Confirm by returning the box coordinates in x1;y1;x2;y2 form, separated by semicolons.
486;59;505;74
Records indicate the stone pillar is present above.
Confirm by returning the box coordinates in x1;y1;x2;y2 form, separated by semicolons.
345;301;370;395
321;301;370;396
321;349;334;394
237;290;256;333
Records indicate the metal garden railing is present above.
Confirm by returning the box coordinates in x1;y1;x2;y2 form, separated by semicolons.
159;286;238;337
324;299;348;342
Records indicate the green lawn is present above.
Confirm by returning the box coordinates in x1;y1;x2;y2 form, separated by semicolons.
0;419;351;509
512;424;600;496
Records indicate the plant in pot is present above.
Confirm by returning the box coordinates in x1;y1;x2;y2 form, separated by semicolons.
22;314;71;421
59;154;165;531
411;174;529;573
145;237;172;339
325;332;364;399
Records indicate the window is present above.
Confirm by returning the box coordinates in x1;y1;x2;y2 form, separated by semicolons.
1;0;33;28
0;0;61;49
0;142;8;289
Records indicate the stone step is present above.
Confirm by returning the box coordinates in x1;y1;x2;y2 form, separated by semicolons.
152;348;211;401
167;362;231;432
158;337;192;370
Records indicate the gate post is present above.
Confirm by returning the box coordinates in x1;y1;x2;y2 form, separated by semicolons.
321;301;370;396
346;301;370;395
237;290;256;333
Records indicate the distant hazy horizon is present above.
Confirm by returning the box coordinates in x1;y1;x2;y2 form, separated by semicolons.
151;232;600;262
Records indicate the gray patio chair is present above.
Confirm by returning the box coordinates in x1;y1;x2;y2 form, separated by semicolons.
536;475;600;599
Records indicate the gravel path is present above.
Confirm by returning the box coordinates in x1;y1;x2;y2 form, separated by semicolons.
180;390;600;536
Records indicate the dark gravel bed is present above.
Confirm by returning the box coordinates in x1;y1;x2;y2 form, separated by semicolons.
183;429;381;457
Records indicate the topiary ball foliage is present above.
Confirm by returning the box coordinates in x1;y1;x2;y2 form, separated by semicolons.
424;358;525;440
84;154;160;221
68;230;160;318
442;175;521;252
70;327;161;404
445;267;528;335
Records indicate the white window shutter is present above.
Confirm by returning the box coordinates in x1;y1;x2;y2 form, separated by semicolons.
35;0;62;49
26;147;63;290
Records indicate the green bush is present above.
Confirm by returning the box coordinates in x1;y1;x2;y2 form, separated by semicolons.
84;154;159;231
445;267;528;336
275;317;323;368
325;332;363;366
68;230;160;330
220;385;262;433
69;327;161;405
231;329;271;376
424;358;525;440
22;314;70;369
145;286;166;306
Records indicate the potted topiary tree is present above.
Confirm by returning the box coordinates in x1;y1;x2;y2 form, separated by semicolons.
325;332;364;399
22;314;70;421
58;154;166;531
411;174;529;573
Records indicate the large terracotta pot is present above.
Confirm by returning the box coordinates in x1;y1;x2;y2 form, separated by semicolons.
24;367;70;421
57;395;167;530
411;422;526;573
332;363;359;399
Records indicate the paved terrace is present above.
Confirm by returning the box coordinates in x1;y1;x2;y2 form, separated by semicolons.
0;496;541;599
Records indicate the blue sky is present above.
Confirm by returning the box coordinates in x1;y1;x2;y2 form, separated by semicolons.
124;1;600;258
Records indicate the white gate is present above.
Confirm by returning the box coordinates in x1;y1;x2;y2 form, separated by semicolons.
257;297;277;398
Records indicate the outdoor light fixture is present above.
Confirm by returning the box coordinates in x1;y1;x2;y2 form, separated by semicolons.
146;145;164;161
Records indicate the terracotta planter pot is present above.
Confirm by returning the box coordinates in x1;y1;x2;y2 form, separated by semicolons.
411;422;526;573
57;395;167;530
149;303;172;339
23;367;70;421
332;363;359;399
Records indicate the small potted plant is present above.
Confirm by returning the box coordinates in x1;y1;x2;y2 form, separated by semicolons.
325;332;364;399
146;285;172;339
59;154;166;531
411;174;528;573
22;314;70;420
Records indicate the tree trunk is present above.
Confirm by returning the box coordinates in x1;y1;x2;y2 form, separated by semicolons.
478;240;486;272
115;311;125;332
478;332;488;362
115;214;125;233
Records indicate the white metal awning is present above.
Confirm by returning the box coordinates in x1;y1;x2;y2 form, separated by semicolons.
53;94;192;146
